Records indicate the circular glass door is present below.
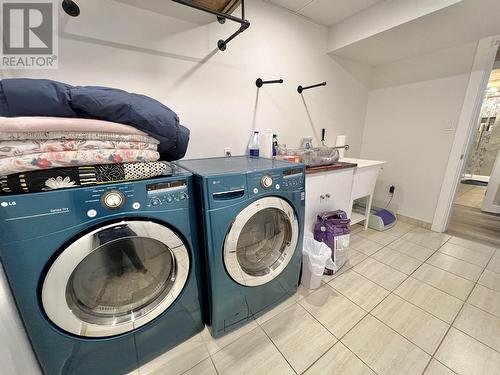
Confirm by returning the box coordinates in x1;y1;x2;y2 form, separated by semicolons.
224;197;299;286
42;221;189;337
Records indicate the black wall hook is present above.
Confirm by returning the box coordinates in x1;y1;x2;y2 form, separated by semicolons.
62;0;80;17
256;78;284;88
297;82;327;93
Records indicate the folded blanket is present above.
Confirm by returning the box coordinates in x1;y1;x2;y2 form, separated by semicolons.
0;116;151;134
0;149;160;176
0;162;173;194
0;79;190;160
0;139;158;159
0;131;158;143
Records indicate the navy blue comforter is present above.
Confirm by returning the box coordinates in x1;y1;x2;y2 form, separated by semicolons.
0;79;189;161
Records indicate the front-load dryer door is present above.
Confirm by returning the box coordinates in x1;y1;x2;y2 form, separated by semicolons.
42;220;189;338
224;197;299;286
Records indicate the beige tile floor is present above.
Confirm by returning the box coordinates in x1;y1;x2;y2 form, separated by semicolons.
136;222;500;375
454;184;486;209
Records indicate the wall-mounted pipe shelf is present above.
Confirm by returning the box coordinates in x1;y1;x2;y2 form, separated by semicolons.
172;0;250;51
297;82;327;93
255;78;284;88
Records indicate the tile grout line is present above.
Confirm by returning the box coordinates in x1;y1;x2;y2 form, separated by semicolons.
205;230;493;375
369;239;500;356
428;251;492;276
333;231;498;374
339;236;450;374
422;237;500;374
295;274;382;374
324;236;440;373
296;303;376;375
300;227;441;374
208;355;220;375
175;334;212;375
255;304;303;375
427;248;491;269
294;286;373;374
390;236;455;375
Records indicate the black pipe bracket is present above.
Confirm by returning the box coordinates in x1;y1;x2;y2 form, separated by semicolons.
173;0;250;51
297;81;327;93
256;78;284;88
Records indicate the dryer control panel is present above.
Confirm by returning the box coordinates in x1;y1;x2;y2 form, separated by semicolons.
280;167;305;191
146;180;188;207
247;167;304;195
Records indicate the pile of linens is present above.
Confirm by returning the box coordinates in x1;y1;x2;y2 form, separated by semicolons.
0;78;190;194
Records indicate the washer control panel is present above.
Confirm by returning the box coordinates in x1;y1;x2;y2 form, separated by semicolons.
248;167;305;194
261;175;273;189
101;190;125;210
146;180;188;207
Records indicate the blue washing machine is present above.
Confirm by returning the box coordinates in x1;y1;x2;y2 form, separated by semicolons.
0;171;204;375
176;156;305;337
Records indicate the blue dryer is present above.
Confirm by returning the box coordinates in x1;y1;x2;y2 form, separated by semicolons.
0;172;204;375
176;156;305;337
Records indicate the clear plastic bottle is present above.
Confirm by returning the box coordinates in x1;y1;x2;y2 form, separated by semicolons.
272;134;278;157
248;131;260;158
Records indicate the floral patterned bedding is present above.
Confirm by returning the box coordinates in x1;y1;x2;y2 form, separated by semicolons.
0;131;158;143
0;149;160;176
0;162;173;194
0;139;158;159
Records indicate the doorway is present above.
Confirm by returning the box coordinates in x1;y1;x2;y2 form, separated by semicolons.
447;60;500;247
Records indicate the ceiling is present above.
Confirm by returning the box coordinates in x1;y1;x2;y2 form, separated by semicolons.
267;0;384;26
331;0;500;66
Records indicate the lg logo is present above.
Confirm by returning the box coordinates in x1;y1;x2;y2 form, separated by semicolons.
1;1;58;69
0;201;16;207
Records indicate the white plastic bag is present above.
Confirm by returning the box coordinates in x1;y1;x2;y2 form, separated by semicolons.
324;234;350;274
301;236;332;289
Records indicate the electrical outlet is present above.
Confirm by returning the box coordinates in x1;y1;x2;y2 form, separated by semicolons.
389;185;395;195
224;147;232;157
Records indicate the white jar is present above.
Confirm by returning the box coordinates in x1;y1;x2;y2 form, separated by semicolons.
260;129;274;158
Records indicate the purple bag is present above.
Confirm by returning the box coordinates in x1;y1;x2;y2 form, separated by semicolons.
314;210;351;275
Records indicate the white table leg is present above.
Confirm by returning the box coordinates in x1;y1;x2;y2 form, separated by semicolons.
364;194;373;230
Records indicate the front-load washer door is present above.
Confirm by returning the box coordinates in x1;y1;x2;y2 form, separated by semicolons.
41;220;190;338
224;197;299;287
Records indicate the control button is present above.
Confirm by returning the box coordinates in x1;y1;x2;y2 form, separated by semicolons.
150;197;161;206
101;190;125;210
132;202;141;210
179;192;187;200
261;175;273;188
87;209;97;218
276;184;280;190
253;188;259;194
166;195;174;203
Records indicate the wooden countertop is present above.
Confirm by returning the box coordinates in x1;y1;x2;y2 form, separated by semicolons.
306;161;358;174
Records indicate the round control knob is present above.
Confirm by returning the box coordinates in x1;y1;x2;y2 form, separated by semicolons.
261;175;273;189
179;192;187;200
150;197;161;206
166;195;174;203
101;190;125;210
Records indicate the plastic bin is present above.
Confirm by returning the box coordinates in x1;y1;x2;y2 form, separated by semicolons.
314;210;350;275
301;236;332;289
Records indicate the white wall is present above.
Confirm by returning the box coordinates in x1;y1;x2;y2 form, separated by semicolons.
1;0;369;159
361;73;471;223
